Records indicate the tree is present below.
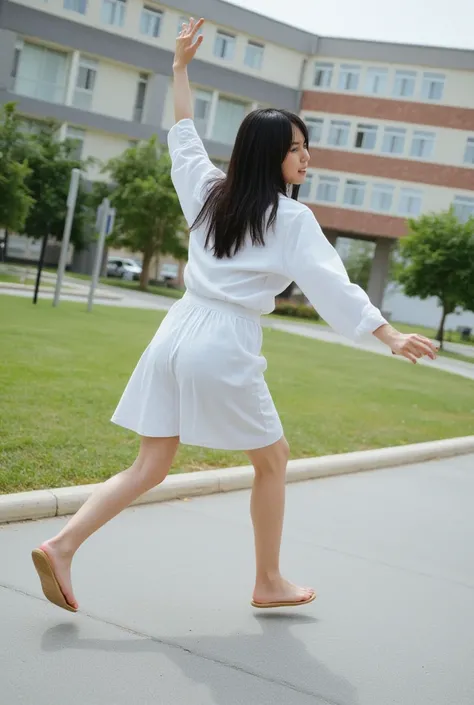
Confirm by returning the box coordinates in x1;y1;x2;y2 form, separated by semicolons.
343;240;374;290
104;137;185;290
396;209;474;347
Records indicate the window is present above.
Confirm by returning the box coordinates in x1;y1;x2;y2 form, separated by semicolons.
463;137;474;165
365;67;388;95
355;124;377;150
64;0;87;13
244;41;264;69
314;62;333;88
214;31;236;60
371;183;395;213
101;0;126;27
421;72;445;101
140;6;162;37
338;64;361;91
306;117;323;145
212;97;247;144
410;130;435;159
133;73;147;122
344;179;366;207
65;126;85;160
453;196;474;223
299;174;313;200
393;70;416;98
194;89;212;136
73;56;97;110
13;43;68;104
399;188;422;216
382;127;406;155
327;120;350;147
316;176;339;203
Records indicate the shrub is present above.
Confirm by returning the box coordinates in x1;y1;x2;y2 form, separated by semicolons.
272;301;320;321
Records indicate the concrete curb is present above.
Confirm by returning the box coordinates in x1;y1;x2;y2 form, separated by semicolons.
1;435;473;524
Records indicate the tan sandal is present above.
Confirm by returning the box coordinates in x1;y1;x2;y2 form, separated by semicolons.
31;548;78;613
251;592;316;609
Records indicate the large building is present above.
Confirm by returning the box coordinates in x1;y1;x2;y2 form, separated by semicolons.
1;0;474;308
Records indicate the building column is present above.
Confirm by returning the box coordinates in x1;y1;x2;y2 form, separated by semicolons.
65;50;80;106
0;29;17;91
205;89;219;140
144;73;169;128
367;238;393;309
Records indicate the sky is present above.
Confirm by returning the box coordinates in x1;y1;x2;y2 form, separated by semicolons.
231;0;474;50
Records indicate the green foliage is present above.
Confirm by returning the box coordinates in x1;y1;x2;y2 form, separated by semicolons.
343;240;374;290
273;301;320;321
0;103;34;232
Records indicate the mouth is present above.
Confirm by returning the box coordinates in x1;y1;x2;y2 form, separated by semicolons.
298;169;307;175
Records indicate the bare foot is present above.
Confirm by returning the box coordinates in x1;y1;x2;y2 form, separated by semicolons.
252;576;315;607
39;539;78;610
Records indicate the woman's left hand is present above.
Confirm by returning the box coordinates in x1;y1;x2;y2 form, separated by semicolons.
390;332;439;364
173;17;204;70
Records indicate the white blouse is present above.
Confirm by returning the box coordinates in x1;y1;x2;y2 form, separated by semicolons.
167;119;387;341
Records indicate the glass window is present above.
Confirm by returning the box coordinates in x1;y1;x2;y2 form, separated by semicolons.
64;0;87;13
393;70;416;98
140;6;162;37
133;73;147;122
212;97;247;144
344;179;366;207
327;120;350;147
73;56;97;110
382;127;406;155
452;196;474;223
298;174;313;200
244;41;264;69
371;183;395;213
399;188;423;216
101;0;126;27
421;72;445;101
214;31;236;60
316;176;339;203
410;130;435;159
306;118;323;145
354;123;378;150
338;64;361;91
194;89;212;136
13;43;68;104
65;126;85;160
365;67;388;95
314;62;333;88
463;137;474;165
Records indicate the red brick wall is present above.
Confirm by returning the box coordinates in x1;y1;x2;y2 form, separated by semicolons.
307;204;408;239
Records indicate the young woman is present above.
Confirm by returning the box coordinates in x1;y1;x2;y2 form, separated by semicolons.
32;18;437;613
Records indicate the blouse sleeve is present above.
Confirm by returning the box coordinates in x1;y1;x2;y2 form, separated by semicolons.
282;208;388;341
167;118;224;226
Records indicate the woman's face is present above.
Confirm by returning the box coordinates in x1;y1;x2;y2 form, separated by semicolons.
281;126;310;186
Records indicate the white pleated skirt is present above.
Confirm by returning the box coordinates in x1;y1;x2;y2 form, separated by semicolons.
111;292;283;450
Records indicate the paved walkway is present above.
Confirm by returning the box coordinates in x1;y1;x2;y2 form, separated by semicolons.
1;454;473;704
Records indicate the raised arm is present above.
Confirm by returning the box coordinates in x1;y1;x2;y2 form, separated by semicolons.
173;17;204;123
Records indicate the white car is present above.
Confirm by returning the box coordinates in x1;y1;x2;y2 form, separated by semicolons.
107;257;142;281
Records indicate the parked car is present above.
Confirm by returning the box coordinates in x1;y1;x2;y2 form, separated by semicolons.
106;257;142;281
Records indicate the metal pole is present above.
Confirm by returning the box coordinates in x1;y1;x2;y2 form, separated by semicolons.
53;168;81;307
33;232;48;305
87;198;110;313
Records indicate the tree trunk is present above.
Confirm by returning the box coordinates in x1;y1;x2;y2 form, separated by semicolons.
139;250;153;291
33;232;48;304
2;228;9;262
435;305;449;350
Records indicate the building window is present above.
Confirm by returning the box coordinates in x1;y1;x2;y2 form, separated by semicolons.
214;31;236;60
354;123;377;150
463;137;474;165
194;89;213;136
212;97;247;144
13;43;68;104
140;6;162;37
410;130;435;159
65;126;85;160
393;70;416;98
344;179;366;207
64;0;87;14
381;127;406;155
133;73;147;122
365;67;388;95
338;64;361;91
327;120;350;147
313;62;333;88
371;183;395;213
73;56;97;110
306;117;323;145
299;174;313;200
399;188;422;216
316;176;339;203
244;41;264;69
421;72;445;101
101;0;126;27
452;196;474;223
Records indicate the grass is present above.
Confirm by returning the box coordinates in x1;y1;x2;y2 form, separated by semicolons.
1;296;474;494
65;271;184;299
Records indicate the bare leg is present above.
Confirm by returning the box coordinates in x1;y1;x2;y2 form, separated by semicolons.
37;436;179;609
246;437;315;606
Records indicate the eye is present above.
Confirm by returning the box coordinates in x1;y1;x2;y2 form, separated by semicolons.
290;147;299;152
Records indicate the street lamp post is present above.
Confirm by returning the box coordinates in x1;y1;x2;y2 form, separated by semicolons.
52;167;82;307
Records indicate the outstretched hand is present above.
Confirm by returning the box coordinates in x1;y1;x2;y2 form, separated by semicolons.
390;332;438;364
173;17;204;70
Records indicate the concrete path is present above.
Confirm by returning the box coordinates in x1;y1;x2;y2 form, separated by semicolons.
1;453;473;704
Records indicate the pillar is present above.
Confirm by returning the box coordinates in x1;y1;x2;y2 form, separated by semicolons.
144;73;170;128
367;238;393;309
0;29;17;92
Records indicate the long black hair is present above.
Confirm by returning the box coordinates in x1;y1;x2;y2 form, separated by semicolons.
191;108;309;259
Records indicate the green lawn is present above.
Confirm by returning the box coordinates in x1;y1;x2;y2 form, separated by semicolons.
1;296;473;494
66;271;184;299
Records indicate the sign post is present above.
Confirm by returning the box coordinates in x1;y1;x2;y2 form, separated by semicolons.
53;168;81;307
87;199;116;313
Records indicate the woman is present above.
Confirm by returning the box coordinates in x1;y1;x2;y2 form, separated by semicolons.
32;18;437;613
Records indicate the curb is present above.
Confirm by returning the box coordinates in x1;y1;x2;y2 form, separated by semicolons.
1;435;473;524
